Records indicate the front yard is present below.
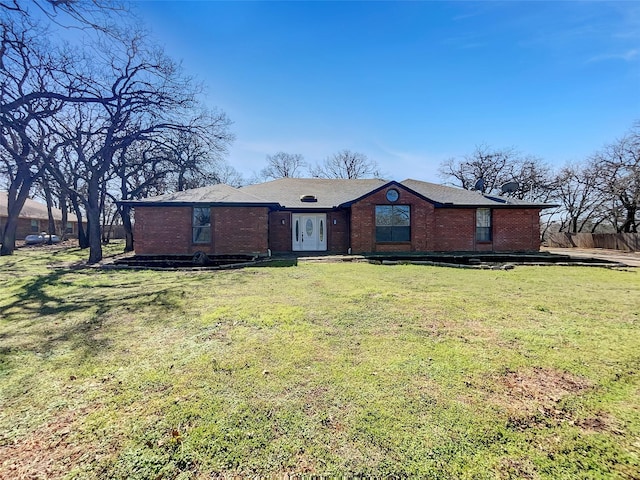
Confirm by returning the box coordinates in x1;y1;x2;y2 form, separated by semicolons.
0;245;639;478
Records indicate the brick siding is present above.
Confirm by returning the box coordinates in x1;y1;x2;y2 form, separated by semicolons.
212;207;269;254
433;208;542;252
493;208;541;251
134;206;269;255
433;209;476;251
132;201;542;256
327;210;349;253
350;186;435;253
268;211;292;253
350;187;542;253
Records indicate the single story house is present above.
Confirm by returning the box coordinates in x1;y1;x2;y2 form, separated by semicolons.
0;191;81;239
123;178;553;256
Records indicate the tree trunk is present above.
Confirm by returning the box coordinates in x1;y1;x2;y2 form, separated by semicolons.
86;177;103;264
0;174;33;256
68;194;88;249
621;206;638;233
43;178;56;244
120;204;134;252
1;214;19;256
59;192;68;241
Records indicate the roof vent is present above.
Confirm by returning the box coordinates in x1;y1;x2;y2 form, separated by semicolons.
300;194;317;202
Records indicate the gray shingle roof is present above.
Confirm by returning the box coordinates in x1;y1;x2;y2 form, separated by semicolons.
123;178;554;209
400;179;551;207
133;183;271;205
0;191;63;220
240;178;388;209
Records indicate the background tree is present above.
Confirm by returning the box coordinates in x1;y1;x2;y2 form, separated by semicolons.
553;162;606;233
260;151;306;179
591;123;640;233
112;111;234;252
439;144;554;201
311;149;380;179
2;2;235;262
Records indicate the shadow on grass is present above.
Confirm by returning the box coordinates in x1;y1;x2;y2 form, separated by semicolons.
0;267;185;364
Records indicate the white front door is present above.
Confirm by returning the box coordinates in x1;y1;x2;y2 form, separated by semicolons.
292;214;327;251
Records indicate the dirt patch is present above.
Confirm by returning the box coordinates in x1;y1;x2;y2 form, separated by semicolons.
0;409;93;480
500;367;592;410
497;457;539;479
490;367;619;433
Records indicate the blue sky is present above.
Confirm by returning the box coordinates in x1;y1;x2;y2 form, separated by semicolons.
133;1;640;182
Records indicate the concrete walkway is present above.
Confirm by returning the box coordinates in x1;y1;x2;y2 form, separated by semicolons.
542;247;640;267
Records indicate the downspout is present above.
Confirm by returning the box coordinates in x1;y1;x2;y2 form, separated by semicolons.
347;206;352;255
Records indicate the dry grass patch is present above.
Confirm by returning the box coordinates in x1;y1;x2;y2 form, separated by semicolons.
0;407;96;480
500;367;593;412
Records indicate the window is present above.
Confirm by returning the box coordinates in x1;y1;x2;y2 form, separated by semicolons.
376;205;410;242
31;219;39;232
65;222;74;234
476;208;492;242
192;207;211;244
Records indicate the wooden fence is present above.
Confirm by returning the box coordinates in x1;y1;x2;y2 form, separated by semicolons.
545;233;640;252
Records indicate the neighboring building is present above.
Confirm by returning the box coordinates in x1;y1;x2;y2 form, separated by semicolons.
123;178;554;256
0;192;81;239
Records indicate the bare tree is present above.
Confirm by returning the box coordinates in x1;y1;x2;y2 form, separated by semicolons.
591;123;640;233
311;149;380;179
216;161;245;187
0;0;126;255
553;162;606;233
439;144;554;201
260;152;306;179
112;111;234;253
0;9;63;253
45;32;218;263
158;112;234;192
2;1;235;262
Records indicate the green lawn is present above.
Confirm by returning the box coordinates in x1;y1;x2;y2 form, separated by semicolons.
1;244;639;479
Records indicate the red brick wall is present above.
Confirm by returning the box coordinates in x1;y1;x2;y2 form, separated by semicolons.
17;218;42;238
269;211;291;253
433;208;542;252
350;186;435;253
493;208;541;251
134;207;192;255
133;206;269;255
132;203;542;256
212;207;269;254
433;209;476;251
327;210;349;253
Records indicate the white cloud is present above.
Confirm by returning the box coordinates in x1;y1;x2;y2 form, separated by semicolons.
587;49;639;64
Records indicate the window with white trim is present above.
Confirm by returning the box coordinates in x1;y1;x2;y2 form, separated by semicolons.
192;207;211;244
476;208;492;242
